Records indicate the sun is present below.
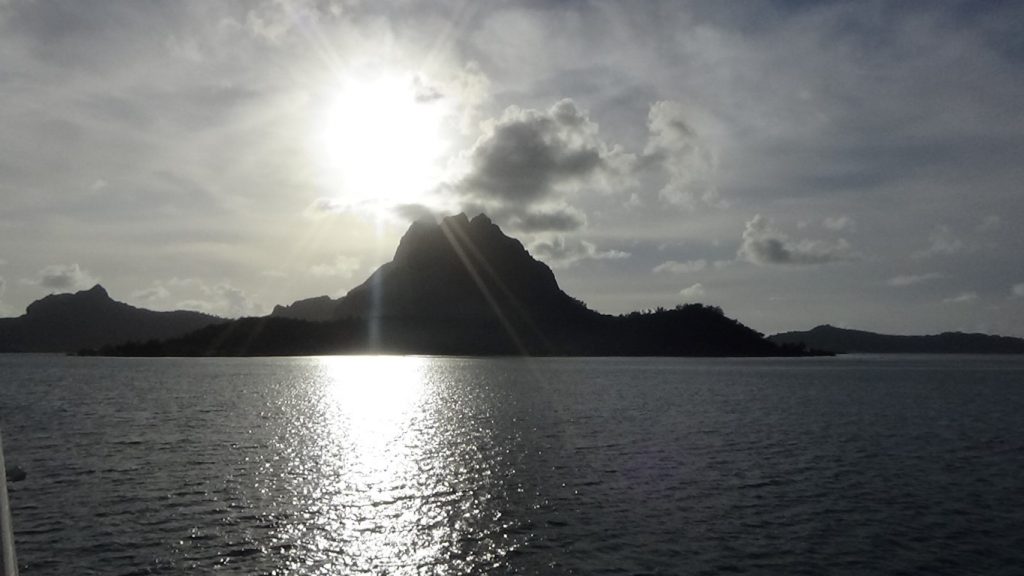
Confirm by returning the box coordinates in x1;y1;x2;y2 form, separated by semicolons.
316;73;451;214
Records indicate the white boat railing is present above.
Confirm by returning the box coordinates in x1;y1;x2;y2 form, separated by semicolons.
0;428;17;576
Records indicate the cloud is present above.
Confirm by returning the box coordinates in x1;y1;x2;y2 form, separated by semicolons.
916;225;965;257
449;97;730;229
823;215;856;232
456;99;631;206
310;255;360;278
653;259;708;274
412;74;443;103
529;236;630;268
887;272;943;287
305;197;352;217
132;285;171;302
32;263;98;291
177;283;262;318
0;276;8;316
392;203;442;223
943;292;978;304
678;282;705;301
236;0;345;44
978;215;1002;232
1012;283;1024;298
738;215;853;266
505;206;587;233
643;101;721;208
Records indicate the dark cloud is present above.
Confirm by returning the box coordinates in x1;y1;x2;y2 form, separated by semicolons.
34;263;97;291
738;215;853;265
506;207;586;233
456;99;631;204
529;236;629;268
392;203;443;223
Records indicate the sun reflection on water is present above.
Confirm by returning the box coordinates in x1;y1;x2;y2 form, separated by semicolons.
319;355;432;573
262;356;523;574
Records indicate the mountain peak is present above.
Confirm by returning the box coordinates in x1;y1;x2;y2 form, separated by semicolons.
26;284;114;316
470;213;493;226
327;211;592;323
444;212;471;227
83;284;110;298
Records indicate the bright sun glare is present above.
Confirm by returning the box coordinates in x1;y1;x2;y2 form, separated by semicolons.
318;74;451;213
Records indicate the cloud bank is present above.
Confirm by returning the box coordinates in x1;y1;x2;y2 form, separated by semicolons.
738;215;853;266
33;264;98;292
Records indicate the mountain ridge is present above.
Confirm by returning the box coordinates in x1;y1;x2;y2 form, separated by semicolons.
770;324;1024;354
0;284;224;353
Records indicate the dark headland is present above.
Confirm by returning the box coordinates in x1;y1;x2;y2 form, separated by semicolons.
0;285;221;353
73;213;817;357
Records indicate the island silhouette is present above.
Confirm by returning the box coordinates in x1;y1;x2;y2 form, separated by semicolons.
771;324;1024;354
0;285;220;353
4;213;1020;357
79;213;814;357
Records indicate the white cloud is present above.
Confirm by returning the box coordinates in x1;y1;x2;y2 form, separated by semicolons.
132;285;171;302
653;259;707;274
823;215;856;232
943;292;978;304
643;101;721;209
887;272;943;287
1012;283;1024;298
678;282;705;301
310;255;360;278
738;215;854;266
916;225;965;257
141;278;264;318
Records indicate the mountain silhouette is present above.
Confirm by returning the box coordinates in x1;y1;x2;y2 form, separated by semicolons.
0;285;223;353
273;213;594;324
94;213;816;357
770;324;1024;354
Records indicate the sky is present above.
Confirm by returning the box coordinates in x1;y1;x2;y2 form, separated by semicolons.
1;0;1023;336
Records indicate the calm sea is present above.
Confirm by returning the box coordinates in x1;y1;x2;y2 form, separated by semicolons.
1;354;1022;575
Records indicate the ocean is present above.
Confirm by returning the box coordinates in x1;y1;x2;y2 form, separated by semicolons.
1;354;1022;574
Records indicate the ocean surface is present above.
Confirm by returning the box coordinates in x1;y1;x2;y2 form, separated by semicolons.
1;354;1022;575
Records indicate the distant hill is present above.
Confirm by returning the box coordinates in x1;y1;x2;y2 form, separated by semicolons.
97;213;814;357
0;285;224;353
770;324;1024;354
